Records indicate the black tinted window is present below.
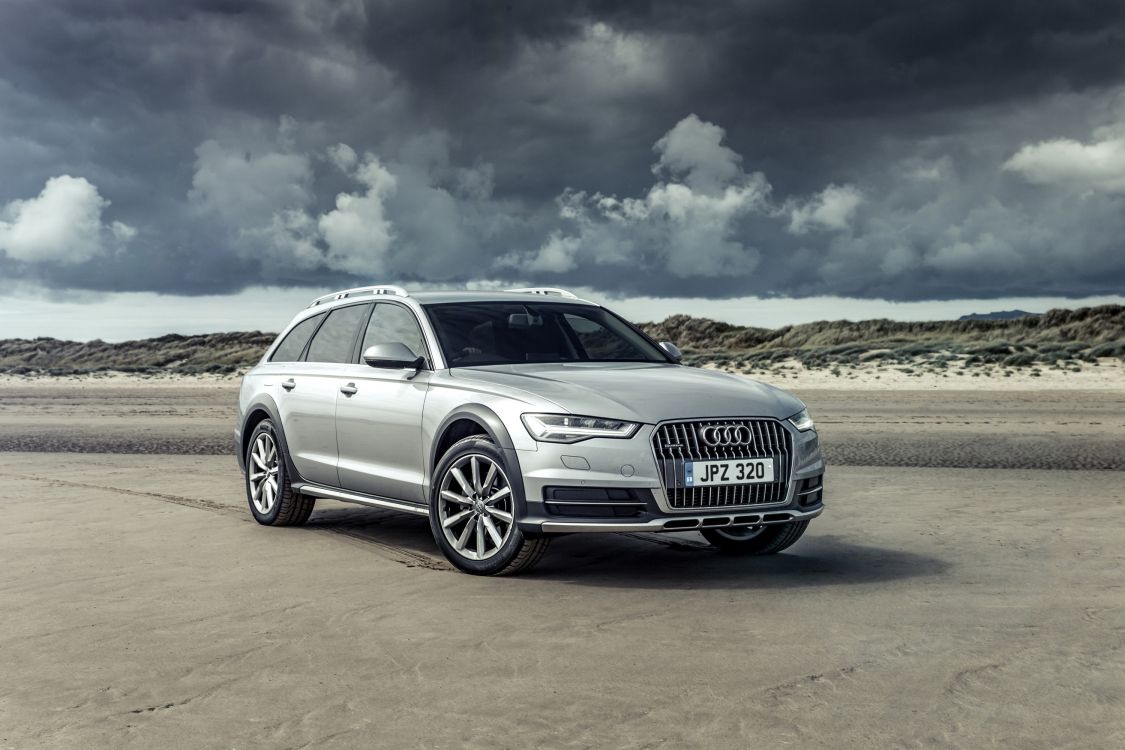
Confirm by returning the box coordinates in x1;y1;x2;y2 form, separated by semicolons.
270;313;324;362
360;303;427;360
563;313;645;360
424;302;665;367
305;304;369;363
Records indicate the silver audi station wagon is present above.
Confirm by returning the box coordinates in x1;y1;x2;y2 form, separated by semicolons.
236;286;825;575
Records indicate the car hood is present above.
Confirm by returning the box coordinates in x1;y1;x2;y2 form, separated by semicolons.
448;363;804;424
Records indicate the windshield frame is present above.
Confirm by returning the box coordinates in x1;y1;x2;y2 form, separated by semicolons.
421;301;676;368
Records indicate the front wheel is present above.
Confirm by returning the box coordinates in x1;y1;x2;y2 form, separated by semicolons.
244;419;316;526
701;520;809;555
429;436;549;575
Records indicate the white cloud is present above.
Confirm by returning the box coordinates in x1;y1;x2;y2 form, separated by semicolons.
0;175;134;264
110;221;137;242
505;22;671;108
1003;128;1125;193
189;139;314;231
319;154;397;275
787;184;863;234
188;120;517;280
519;232;579;273
188;124;394;272
504;116;873;281
258;209;324;269
509;115;771;279
326;142;358;172
652;114;744;193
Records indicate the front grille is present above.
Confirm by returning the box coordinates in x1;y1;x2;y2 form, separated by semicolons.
652;419;792;510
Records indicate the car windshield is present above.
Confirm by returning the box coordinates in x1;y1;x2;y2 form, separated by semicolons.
424;301;668;367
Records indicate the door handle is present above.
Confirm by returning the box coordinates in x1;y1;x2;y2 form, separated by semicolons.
340;383;358;396
281;379;296;391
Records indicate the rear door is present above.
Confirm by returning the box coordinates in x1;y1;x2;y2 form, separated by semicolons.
276;302;370;487
335;302;431;504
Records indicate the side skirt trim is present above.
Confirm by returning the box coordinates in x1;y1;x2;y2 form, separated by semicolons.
293;483;430;516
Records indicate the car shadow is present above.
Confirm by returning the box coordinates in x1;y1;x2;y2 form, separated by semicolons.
305;505;445;562
532;533;950;590
305;506;949;589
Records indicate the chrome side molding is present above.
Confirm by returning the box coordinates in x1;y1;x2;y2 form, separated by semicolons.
293;483;429;516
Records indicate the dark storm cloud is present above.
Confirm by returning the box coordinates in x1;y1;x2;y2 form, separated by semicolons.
2;0;1125;300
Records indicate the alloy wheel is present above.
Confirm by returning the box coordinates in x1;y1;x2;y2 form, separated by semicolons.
248;432;280;515
437;453;515;561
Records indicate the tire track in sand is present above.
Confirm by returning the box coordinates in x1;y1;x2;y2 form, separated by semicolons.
9;472;450;572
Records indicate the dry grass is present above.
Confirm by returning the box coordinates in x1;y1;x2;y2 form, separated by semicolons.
642;305;1125;376
1;305;1122;376
0;332;276;375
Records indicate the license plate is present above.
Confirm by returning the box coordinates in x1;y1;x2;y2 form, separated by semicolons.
686;458;774;487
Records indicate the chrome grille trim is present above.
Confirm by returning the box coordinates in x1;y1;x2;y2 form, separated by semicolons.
651;418;793;510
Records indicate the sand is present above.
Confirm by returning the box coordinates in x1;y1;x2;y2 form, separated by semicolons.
2;377;1122;469
0;377;1123;748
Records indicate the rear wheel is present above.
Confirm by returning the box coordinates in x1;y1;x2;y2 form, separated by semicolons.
429;436;549;575
245;419;316;526
701;520;809;555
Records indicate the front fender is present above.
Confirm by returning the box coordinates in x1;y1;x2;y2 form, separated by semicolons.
238;394;303;485
428;404;527;520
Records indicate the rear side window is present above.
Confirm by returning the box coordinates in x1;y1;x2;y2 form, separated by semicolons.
360;303;427;361
269;313;324;362
305;304;369;363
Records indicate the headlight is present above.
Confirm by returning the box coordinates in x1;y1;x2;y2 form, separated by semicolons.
788;408;815;431
521;413;640;443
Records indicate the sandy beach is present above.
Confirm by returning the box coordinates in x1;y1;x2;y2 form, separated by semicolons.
1;376;1123;748
2;374;1122;470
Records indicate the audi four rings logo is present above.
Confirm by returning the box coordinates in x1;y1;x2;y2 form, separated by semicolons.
698;425;753;447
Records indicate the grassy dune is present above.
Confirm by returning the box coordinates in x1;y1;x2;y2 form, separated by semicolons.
644;305;1125;378
0;331;276;375
0;305;1122;377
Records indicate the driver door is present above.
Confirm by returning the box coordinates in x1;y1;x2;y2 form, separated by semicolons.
335;302;432;504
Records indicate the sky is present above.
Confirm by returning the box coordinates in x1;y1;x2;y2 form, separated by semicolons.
2;0;1125;339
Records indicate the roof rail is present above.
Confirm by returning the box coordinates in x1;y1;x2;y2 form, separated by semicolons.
505;287;579;299
308;285;409;307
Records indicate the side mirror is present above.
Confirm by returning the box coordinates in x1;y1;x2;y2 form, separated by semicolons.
363;343;425;372
659;341;683;363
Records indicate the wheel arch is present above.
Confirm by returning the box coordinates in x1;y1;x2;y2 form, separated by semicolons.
239;396;302;483
429;405;526;517
430;406;516;468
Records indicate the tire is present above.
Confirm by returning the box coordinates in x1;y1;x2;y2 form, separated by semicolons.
244;419;316;526
701;520;809;555
429;435;549;576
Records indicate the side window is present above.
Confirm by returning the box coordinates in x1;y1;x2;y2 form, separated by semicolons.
360;303;427;361
269;313;324;362
563;313;648;360
305;304;369;363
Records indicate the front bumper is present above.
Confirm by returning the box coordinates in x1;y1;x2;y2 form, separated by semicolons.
537;505;823;533
514;420;826;534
